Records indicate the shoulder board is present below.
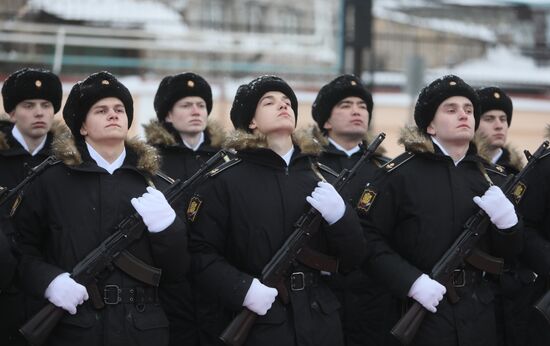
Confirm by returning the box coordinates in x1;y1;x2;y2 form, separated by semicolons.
204;157;242;178
155;170;176;184
540;149;550;160
315;162;339;178
381;152;415;173
484;164;507;177
373;155;392;167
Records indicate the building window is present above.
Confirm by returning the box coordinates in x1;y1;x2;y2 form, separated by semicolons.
201;0;224;30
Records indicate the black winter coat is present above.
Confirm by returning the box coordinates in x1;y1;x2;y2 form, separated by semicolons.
189;130;366;346
0;120;61;346
362;127;522;346
517;141;550;346
144;120;224;346
13;133;190;346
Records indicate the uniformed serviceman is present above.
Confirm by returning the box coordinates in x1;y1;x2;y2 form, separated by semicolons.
361;75;522;346
13;71;189;346
188;75;366;346
516;128;550;346
476;86;522;174
0;67;63;346
311;74;392;346
143;72;224;346
476;86;536;346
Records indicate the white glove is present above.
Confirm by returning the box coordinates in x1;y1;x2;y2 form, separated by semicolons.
408;274;446;313
306;181;346;225
242;278;278;316
473;185;518;230
131;187;176;233
45;273;89;315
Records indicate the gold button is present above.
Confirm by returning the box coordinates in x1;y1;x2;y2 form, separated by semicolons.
35;80;42;88
449;81;457;86
187;80;195;88
101;80;110;85
351;80;357;86
494;92;500;99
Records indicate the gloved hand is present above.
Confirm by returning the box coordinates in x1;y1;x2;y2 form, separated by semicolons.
131;187;176;233
45;273;89;315
473;185;518;229
306;181;345;225
242;278;278;315
408;273;446;313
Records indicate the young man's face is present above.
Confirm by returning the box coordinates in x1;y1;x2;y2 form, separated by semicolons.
10;99;55;140
80;97;128;144
324;96;369;139
165;96;208;135
249;91;295;135
427;96;475;145
477;110;508;149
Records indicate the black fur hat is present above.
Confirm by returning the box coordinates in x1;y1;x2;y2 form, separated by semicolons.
312;74;373;130
154;72;213;122
230;75;298;132
2;68;62;113
63;71;133;137
477;86;513;126
414;74;480;133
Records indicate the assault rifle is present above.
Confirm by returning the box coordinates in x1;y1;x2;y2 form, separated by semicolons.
19;149;238;346
0;156;60;210
219;133;386;346
391;140;549;345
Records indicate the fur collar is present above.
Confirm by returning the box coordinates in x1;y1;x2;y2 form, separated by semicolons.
475;132;523;171
143;118;226;149
52;130;160;175
398;126;436;154
0;123;8;151
223;127;324;156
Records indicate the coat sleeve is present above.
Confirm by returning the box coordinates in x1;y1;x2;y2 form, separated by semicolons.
13;179;65;298
0;224;17;290
324;205;366;273
148;215;190;282
188;179;254;312
360;177;423;299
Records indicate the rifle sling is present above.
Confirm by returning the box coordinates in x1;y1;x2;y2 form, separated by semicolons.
205;157;242;178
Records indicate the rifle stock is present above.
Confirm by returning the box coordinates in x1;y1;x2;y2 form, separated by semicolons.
219;309;257;346
19;304;64;346
219;133;386;345
534;288;550;325
19;150;235;345
390;140;549;345
390;302;425;345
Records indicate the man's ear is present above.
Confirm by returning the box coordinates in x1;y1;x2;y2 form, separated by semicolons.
426;123;436;136
248;119;257;130
80;124;88;136
165;112;173;123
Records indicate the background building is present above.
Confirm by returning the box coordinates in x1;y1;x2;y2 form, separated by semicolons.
0;0;549;157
